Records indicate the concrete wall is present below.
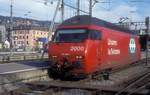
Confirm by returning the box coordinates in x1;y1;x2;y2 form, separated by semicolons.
0;69;49;93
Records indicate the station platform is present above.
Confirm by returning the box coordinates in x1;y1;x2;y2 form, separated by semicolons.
0;60;50;75
0;52;148;75
0;51;37;55
0;52;149;93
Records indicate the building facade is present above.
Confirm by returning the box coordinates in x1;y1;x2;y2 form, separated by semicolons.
0;25;7;43
12;26;49;51
0;25;7;49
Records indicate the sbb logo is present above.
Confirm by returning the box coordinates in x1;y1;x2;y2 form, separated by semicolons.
129;38;136;54
70;46;84;52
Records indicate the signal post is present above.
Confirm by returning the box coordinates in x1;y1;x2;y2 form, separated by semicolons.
145;17;150;66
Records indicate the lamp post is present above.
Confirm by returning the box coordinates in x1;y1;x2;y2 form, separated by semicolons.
24;11;31;51
61;0;64;22
89;0;99;17
47;0;61;41
77;0;80;16
89;0;92;17
9;0;14;50
145;17;150;66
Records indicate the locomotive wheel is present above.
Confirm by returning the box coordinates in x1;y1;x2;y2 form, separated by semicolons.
102;69;111;80
47;68;60;80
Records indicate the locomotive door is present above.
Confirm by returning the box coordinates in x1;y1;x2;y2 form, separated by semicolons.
89;30;102;69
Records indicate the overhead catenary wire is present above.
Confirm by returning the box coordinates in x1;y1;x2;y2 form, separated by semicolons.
47;0;61;41
63;2;89;15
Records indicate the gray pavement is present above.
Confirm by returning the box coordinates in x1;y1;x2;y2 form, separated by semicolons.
141;51;150;59
0;60;50;75
0;52;149;75
0;51;38;56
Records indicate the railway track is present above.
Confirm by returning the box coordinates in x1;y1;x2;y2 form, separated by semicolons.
15;79;150;95
0;74;50;95
115;72;150;95
1;60;150;95
1;58;149;95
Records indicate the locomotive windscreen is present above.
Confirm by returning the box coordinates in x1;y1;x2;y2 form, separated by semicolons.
53;29;88;43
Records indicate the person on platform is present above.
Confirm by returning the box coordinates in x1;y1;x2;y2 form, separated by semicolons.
41;43;48;59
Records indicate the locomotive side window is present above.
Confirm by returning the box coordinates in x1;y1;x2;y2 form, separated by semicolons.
89;30;101;40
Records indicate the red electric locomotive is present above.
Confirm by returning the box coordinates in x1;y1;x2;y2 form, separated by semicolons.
48;15;141;80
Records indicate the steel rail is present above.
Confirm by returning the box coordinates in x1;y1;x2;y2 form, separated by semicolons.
127;82;150;95
115;72;150;95
3;58;147;95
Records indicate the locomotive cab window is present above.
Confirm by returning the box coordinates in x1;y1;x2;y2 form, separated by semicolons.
53;29;88;43
89;30;101;40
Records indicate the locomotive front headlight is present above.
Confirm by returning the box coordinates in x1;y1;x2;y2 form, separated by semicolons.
76;55;84;59
52;56;57;58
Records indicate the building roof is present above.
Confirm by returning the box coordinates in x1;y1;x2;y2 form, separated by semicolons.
11;25;49;31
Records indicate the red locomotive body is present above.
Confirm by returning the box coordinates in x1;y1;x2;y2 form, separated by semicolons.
48;15;141;80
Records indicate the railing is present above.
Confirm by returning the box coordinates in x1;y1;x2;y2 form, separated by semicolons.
0;52;48;63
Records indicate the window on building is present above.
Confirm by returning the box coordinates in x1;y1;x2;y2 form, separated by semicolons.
18;41;20;44
14;31;16;34
26;36;28;39
19;36;22;39
21;41;23;44
14;36;18;40
19;31;22;34
27;31;29;34
21;31;23;34
27;41;29;45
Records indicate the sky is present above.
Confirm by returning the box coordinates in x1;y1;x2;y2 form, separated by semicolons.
0;0;149;23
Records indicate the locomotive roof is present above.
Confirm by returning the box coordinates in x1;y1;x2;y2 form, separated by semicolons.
61;15;135;35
